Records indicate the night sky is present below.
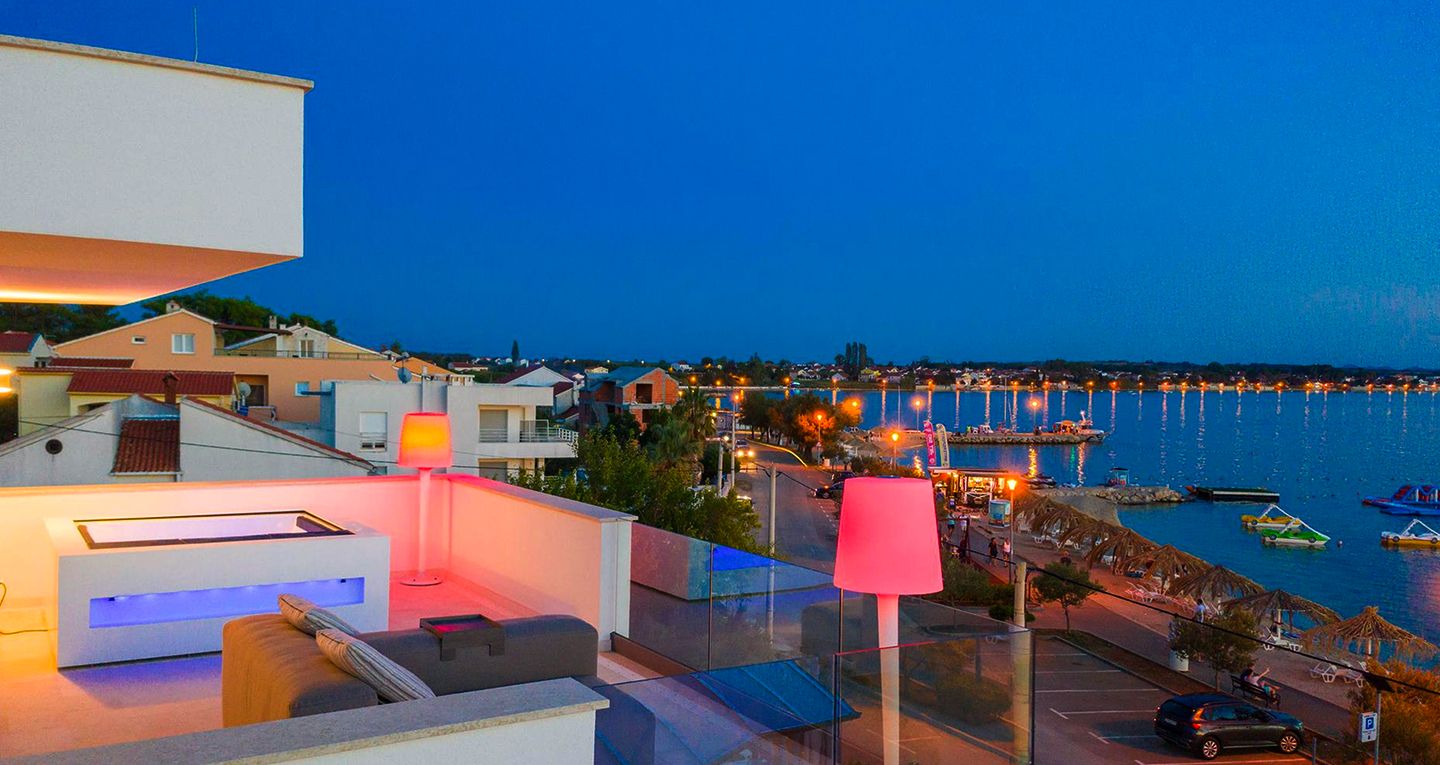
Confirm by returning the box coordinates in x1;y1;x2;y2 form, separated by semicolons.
5;2;1438;366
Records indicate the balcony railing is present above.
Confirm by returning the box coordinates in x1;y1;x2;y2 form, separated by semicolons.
477;421;579;444
216;348;387;360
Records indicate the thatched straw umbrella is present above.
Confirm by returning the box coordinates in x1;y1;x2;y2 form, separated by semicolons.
1024;500;1073;534
1118;544;1206;588
1223;589;1341;633
1167;565;1263;604
1085;528;1159;571
1054;515;1118;551
1302;606;1438;661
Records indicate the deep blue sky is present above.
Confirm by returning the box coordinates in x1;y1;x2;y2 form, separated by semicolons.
5;2;1439;366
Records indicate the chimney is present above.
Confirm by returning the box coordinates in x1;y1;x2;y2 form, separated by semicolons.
267;315;278;329
162;372;179;406
165;299;182;314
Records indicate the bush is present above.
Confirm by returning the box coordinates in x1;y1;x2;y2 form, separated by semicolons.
935;668;1012;724
938;557;1008;606
987;602;1036;624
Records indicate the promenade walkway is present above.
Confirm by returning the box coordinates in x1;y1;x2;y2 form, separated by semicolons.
961;526;1355;739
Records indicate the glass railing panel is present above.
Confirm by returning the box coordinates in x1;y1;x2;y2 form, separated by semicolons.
593;657;837;765
832;634;1031;765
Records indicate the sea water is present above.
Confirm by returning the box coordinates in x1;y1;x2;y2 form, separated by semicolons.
820;387;1440;642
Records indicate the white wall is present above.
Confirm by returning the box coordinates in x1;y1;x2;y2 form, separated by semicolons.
177;399;371;480
0;37;307;258
446;475;633;649
0;408;124;486
324;380;566;475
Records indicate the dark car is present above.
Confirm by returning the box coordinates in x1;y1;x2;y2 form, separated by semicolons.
813;471;857;500
1154;693;1304;760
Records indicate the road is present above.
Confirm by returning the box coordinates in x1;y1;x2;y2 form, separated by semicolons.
739;443;839;572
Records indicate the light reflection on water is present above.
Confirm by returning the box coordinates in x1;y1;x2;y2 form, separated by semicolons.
834;388;1440;642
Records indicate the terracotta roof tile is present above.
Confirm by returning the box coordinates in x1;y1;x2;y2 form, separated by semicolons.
112;418;180;474
67;369;234;395
48;357;135;368
0;331;39;353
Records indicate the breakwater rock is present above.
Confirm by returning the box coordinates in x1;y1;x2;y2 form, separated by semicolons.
1039;485;1184;506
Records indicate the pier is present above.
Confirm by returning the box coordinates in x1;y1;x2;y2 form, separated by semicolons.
948;431;1107;445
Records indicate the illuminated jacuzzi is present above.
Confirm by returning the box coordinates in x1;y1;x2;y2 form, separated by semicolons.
76;510;351;549
46;512;389;667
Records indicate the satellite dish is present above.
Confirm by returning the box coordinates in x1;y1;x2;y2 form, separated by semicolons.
237;381;252;404
397;366;413;384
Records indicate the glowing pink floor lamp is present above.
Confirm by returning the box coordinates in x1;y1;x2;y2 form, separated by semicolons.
399;412;452;587
833;477;943;765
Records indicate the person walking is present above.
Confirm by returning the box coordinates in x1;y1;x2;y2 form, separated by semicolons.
1002;538;1012;563
988;537;999;562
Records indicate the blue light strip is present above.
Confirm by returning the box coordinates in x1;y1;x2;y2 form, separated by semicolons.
89;577;365;628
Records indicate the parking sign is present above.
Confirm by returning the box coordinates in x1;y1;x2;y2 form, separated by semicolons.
1359;712;1378;743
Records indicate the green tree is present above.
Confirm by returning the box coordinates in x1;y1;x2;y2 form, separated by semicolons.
1169;608;1260;688
1033;562;1102;632
596;410;643;445
512;432;760;551
511;339;520;362
0;303;123;343
139;290;340;339
1346;662;1440;765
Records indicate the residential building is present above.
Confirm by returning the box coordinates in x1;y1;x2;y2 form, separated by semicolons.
0;394;372;486
498;363;580;425
578;366;681;430
15;366;236;435
54;305;457;422
0;34;309;305
320;379;577;479
0;331;53;370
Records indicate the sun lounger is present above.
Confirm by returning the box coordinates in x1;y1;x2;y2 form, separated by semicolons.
1308;663;1338;683
1339;667;1366;686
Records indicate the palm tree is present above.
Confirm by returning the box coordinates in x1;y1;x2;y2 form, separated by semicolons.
672;389;716;446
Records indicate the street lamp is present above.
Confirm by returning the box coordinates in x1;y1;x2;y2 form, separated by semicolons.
1028;397;1041;431
1005;477;1019;582
911;396;923;430
889;430;900;468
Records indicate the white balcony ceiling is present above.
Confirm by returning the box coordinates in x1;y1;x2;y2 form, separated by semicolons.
0;36;311;304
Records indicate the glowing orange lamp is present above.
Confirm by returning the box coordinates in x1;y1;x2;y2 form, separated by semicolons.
399;412;452;586
834;477;943;765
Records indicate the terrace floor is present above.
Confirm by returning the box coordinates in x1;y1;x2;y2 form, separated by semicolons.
0;574;654;759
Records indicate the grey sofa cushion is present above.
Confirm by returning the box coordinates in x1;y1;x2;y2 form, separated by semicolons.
316;629;435;702
364;616;598;697
278;593;358;636
222;614;378;727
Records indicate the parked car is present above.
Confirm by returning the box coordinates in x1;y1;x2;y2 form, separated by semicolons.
813;472;856;500
1154;693;1304;760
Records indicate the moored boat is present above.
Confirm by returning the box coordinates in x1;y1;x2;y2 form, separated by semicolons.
1187;485;1281;503
1374;501;1440;517
1240;504;1296;531
1359;486;1440;512
1260;518;1330;548
1380;519;1440;549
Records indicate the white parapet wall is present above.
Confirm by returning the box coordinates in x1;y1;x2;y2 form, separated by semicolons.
445;475;634;650
0;34;311;304
12;678;607;765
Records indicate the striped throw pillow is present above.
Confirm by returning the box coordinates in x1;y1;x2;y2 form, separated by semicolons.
316;629;435;702
278;593;358;637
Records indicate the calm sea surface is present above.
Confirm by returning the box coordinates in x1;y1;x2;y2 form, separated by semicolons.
826;388;1440;642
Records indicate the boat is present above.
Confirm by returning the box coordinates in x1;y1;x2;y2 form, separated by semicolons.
1365;484;1440;515
1240;504;1296;530
1380;519;1440;549
1187;486;1281;503
1259;518;1330;548
1364;484;1440;507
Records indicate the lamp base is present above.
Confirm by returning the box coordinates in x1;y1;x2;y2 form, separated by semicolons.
399;572;443;587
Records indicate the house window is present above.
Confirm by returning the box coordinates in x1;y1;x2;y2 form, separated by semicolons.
477;460;509;480
298;338;318;358
295;381;311;396
358;412;387;451
171;333;195;354
131;335;146;345
477;409;509;442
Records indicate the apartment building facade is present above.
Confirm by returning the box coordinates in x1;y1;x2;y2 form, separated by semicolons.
320;379;577;478
54;307;455;422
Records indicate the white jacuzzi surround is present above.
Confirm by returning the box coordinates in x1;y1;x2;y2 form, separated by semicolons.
46;512;390;667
